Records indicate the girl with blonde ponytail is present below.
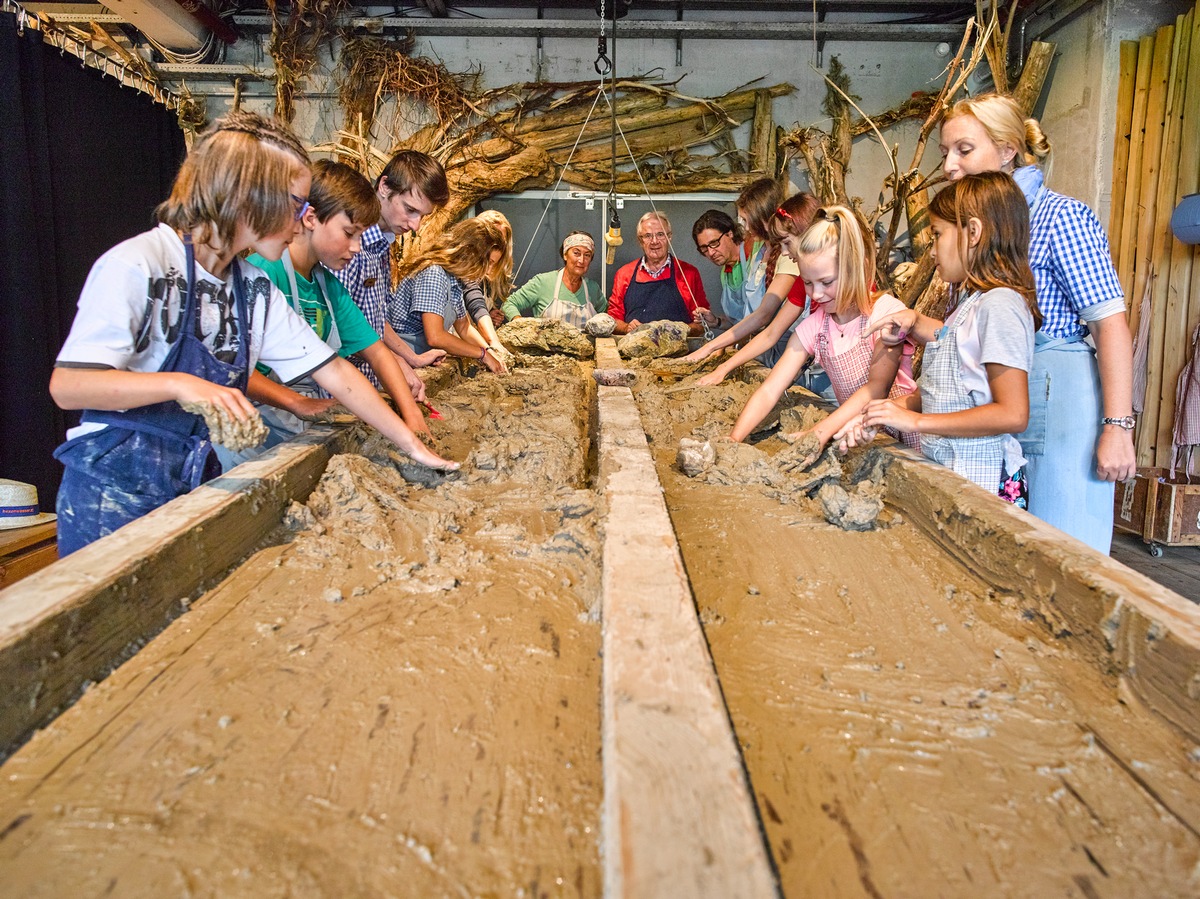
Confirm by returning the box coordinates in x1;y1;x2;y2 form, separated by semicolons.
729;205;918;457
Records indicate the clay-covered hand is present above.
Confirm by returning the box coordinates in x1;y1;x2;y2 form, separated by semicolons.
489;308;507;328
175;375;257;423
406;439;460;472
867;308;917;346
405;371;428;404
832;419;879;454
1096;426;1137;482
482;348;507;375
862;398;917;434
695;368;727;387
289;395;338;420
683;343;714;363
414;348;447;368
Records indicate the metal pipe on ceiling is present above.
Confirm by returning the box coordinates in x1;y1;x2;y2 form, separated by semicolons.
231;14;966;42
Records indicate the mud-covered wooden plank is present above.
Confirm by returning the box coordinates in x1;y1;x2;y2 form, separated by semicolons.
884;453;1200;747
596;367;777;898
0;426;357;758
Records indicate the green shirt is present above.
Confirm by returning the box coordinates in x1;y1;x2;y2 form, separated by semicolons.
501;270;602;320
249;253;380;358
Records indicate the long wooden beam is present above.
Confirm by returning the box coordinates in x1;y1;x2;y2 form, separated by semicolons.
594;339;778;898
884;454;1200;744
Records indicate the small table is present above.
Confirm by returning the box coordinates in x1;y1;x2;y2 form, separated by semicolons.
0;521;58;590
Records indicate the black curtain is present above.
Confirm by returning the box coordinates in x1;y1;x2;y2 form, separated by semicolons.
0;13;186;507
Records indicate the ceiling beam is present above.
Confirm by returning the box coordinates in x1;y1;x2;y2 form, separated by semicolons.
232;14;967;42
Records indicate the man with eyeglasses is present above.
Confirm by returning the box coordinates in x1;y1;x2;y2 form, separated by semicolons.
690;209;746;334
607;211;710;336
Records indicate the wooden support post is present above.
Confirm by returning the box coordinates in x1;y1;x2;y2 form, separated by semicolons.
1152;11;1195;468
1012;40;1056;115
1109;40;1141;269
1179;7;1200;358
594;340;778;898
1118;36;1157;299
1133;25;1176;464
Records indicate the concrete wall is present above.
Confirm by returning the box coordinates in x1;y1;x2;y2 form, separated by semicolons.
1035;0;1192;219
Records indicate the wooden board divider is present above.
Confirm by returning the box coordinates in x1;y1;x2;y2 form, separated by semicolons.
1134;24;1178;464
886;455;1200;746
593;338;779;898
1151;11;1194;468
1109;40;1141;269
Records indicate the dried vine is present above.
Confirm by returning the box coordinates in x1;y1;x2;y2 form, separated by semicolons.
266;0;348;123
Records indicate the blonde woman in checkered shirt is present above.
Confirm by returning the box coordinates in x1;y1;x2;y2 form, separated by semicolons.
926;95;1134;553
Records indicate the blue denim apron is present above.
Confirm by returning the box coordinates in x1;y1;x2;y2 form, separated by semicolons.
624;258;690;324
1017;332;1113;553
54;238;251;556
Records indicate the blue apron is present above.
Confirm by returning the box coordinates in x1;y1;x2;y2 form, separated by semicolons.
54;238;251;556
1017;331;1113;553
624;258;690;324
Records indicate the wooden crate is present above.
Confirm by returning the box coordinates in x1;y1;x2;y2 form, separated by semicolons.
1115;467;1200;548
0;521;57;589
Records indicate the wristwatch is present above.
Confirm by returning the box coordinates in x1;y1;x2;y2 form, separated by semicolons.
1101;415;1136;430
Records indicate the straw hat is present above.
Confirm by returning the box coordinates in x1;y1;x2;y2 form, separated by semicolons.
0;479;56;530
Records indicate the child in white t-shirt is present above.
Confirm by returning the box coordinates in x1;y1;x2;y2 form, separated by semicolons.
730;205;918;456
50;112;457;556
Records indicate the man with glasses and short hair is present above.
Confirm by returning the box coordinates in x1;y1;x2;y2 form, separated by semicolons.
607;211;709;336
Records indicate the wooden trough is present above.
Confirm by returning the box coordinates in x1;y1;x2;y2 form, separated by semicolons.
0;341;1197;896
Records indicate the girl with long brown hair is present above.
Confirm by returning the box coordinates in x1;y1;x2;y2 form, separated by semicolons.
863;172;1038;504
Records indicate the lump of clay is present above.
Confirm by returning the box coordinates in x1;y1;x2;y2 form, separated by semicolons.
593;368;637;387
778;403;828;437
179;400;269;452
617;321;690;360
676;437;715;477
498;318;594;358
584;312;616;337
817;482;883;531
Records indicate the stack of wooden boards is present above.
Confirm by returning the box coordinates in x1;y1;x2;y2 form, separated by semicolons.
1109;2;1200;470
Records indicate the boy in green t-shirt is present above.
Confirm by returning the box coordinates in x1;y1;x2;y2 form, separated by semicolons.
236;160;435;459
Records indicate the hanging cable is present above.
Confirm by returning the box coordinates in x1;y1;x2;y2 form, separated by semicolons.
598;89;709;321
602;0;622;266
509;85;607;282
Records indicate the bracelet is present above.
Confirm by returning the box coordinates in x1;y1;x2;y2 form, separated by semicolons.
480;346;490;361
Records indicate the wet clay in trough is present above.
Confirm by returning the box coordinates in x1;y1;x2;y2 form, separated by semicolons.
634;368;1200;898
0;360;603;897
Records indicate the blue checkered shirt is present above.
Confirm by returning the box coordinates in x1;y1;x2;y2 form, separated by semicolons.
334;224;393;385
389;265;467;342
1015;166;1124;340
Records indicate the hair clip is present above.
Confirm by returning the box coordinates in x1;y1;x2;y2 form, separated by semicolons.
776;206;794;222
